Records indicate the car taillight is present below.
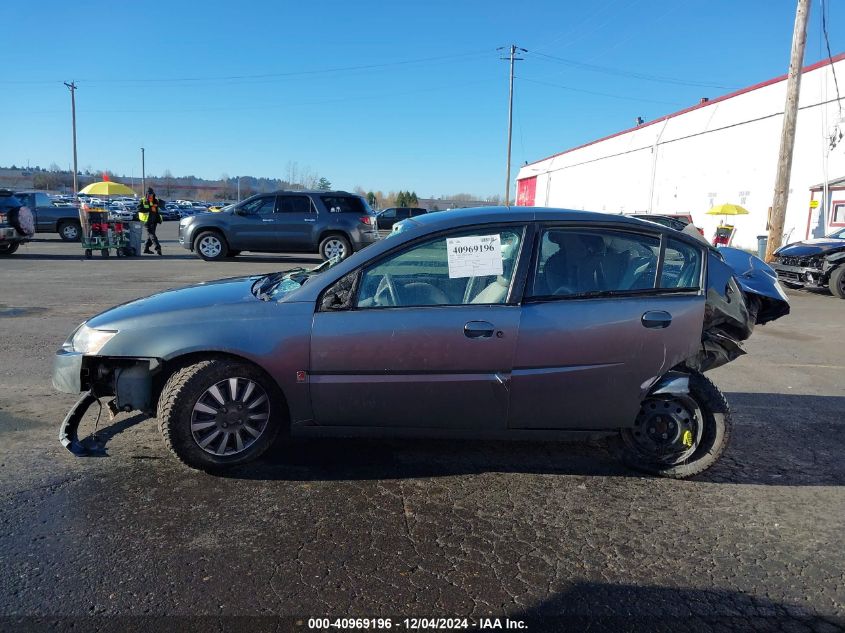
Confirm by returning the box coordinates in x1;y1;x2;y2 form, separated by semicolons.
360;216;374;226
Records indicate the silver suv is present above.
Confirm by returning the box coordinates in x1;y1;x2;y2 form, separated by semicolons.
178;190;379;261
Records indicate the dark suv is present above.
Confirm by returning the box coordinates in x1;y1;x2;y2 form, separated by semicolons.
375;207;427;231
179;191;379;261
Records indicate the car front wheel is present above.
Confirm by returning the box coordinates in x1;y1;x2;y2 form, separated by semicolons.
194;231;228;261
615;371;731;479
829;266;845;299
58;221;81;241
158;357;282;470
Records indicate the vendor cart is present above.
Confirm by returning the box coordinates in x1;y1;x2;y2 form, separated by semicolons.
79;203;134;258
77;180;139;259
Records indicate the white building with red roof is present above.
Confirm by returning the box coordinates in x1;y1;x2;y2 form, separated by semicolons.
516;53;845;249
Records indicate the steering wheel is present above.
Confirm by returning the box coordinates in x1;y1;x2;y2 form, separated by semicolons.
374;273;399;306
552;284;578;296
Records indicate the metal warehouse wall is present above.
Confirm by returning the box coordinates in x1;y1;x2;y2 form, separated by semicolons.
517;55;845;249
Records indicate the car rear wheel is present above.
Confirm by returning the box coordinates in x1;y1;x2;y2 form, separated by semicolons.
615;371;731;479
58;221;81;242
195;231;228;261
829;266;845;299
319;234;351;261
158;357;282;470
0;242;20;256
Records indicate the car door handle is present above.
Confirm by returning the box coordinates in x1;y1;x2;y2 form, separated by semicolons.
641;311;672;329
262;218;275;222
303;218;316;222
464;321;495;338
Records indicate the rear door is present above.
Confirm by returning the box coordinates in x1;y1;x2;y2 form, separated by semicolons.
271;195;316;250
309;224;529;429
508;227;706;430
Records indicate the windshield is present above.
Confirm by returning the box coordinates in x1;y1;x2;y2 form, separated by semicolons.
252;256;344;300
825;227;845;239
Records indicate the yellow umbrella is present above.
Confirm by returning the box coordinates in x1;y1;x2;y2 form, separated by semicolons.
79;181;137;196
705;203;750;216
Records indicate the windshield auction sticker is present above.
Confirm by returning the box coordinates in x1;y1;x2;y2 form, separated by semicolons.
446;234;503;279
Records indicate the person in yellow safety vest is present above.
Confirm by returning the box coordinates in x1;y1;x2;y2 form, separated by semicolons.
137;187;163;255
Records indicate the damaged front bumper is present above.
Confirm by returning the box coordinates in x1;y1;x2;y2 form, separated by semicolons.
770;262;827;288
53;351;161;455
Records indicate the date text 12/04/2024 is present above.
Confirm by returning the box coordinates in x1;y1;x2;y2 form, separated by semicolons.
306;618;527;629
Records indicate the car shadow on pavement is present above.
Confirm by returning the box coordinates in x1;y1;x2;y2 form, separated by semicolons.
700;392;845;486
509;581;842;631
217;392;845;486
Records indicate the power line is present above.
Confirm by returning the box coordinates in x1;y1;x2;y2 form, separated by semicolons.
0;50;494;86
517;76;686;106
530;51;733;89
820;0;842;115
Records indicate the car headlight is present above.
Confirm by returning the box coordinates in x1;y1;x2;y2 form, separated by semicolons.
65;324;118;354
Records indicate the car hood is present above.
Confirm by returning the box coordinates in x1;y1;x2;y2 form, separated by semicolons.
774;238;845;257
86;275;265;329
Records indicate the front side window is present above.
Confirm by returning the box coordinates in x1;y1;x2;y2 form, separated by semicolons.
240;196;277;215
355;227;525;308
36;193;52;207
530;228;661;297
381;208;396;219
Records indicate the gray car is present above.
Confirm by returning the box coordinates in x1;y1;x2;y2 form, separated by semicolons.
53;207;789;477
178;190;380;261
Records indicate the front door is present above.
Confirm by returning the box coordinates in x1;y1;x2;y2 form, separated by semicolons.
227;195;279;249
508;227;706;430
309;225;528;429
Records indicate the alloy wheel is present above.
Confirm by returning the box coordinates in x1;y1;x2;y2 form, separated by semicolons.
323;238;347;259
198;235;222;258
190;377;270;456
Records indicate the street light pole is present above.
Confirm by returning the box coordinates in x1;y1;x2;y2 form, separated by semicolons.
237;177;241;202
64;82;78;196
141;147;146;195
500;45;526;206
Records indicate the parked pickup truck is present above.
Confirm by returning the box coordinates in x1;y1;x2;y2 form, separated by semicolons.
13;191;82;241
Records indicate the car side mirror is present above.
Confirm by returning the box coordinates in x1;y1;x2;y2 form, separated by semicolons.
319;272;359;311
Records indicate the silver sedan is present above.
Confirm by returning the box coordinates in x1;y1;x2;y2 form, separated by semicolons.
53;207;789;477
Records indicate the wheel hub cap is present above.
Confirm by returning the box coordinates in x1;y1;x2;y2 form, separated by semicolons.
191;377;270;456
632;396;700;459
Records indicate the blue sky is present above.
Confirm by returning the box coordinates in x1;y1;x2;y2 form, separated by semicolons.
2;0;843;199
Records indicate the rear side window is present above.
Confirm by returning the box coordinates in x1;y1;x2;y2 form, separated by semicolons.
277;196;312;214
530;229;660;297
660;238;702;289
320;196;366;214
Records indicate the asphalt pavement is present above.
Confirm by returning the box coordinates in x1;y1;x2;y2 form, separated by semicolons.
0;224;843;632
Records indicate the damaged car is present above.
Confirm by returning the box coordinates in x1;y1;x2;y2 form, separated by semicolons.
771;227;845;298
53;207;789;478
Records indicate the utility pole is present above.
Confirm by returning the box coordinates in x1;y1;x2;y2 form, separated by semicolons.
141;147;146;195
64;82;78;196
237;177;241;202
765;0;811;262
499;45;526;206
